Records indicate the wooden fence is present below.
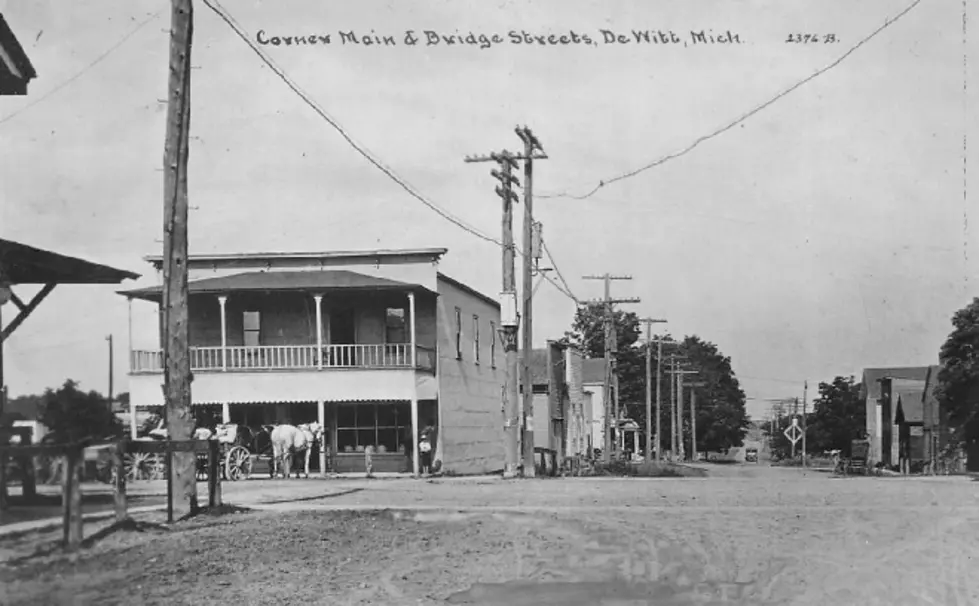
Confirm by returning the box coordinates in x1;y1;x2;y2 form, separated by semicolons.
0;438;223;552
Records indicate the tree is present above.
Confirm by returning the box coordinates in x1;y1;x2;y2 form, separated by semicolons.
680;336;750;453
564;304;750;456
936;297;979;445
37;379;123;443
806;376;865;456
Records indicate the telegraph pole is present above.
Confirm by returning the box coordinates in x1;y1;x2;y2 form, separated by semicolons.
582;274;640;462
685;381;706;461
802;381;808;468
465;149;523;478
667;359;697;461
654;335;668;463
106;335;114;406
162;0;197;517
640;318;667;462
515;126;546;477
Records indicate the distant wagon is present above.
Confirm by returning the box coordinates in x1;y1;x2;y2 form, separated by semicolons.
744;447;758;463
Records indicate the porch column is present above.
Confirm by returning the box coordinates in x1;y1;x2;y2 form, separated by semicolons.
218;296;228;371
222;402;231;424
408;291;417;367
314;294;323;370
411;393;420;477
129;397;138;439
317;400;326;474
127;297;133;372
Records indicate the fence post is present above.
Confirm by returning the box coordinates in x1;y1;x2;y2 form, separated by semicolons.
207;440;221;508
113;441;127;523
0;447;7;513
20;428;36;501
63;445;84;551
165;440;173;524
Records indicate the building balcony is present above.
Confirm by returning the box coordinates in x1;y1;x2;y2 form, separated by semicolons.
130;343;437;374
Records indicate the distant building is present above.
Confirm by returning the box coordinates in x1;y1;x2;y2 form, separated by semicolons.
523;342;587;465
581;357;607;452
860;366;931;466
0;14;37;95
121;247;505;476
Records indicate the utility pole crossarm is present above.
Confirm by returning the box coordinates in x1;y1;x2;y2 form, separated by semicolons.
580;298;642;305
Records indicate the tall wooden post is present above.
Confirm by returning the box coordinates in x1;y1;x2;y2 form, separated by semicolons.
162;0;197;518
464;150;522;478
640;319;666;462
515;126;545;477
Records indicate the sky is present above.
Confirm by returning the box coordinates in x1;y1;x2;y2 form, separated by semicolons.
1;0;975;420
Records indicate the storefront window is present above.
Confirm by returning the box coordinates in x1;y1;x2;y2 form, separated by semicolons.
336;402;409;453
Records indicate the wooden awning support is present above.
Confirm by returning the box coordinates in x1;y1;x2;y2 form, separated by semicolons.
0;283;56;343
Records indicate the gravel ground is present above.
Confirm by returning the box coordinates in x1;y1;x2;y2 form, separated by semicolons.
1;466;977;605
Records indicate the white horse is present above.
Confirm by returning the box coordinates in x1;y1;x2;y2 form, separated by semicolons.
270;422;324;479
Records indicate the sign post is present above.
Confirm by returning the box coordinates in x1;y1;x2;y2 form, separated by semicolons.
783;417;803;459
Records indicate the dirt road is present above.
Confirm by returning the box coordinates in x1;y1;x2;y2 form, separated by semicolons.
1;466;976;605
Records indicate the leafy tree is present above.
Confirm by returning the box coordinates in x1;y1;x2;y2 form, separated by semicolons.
37;379;123;443
806;376;865;456
680;336;750;453
936;297;979;445
564;305;749;456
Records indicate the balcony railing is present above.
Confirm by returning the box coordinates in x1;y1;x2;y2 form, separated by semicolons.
130;344;437;374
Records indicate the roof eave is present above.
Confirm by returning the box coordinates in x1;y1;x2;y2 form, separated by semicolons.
142;247;449;269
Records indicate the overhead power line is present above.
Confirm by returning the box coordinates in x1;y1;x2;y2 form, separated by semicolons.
0;10;164;126
538;0;923;201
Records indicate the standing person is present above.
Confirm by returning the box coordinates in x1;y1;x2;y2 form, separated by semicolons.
418;424;435;475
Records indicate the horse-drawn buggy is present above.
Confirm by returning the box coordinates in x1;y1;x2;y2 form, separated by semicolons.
832;439;878;477
193;424;255;482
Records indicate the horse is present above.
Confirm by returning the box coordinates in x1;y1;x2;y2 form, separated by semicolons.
269;422;324;479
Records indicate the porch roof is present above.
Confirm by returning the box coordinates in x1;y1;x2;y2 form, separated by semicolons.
0;238;140;284
119;269;437;302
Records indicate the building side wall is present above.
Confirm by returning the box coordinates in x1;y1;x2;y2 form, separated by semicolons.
584;382;605;451
533;394;550;450
434;276;504;475
566;348;586;457
866;396;881;464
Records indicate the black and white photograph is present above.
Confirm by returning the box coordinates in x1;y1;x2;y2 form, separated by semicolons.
0;0;976;604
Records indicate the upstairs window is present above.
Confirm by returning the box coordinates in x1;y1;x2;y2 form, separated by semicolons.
385;307;407;344
243;311;261;347
454;306;462;359
490;321;497;368
473;315;480;364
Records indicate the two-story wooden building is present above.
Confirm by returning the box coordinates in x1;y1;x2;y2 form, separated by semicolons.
120;248;505;476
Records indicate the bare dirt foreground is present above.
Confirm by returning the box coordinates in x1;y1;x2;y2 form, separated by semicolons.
1;467;978;605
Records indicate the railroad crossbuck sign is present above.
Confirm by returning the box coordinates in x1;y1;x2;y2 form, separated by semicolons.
783;417;803;445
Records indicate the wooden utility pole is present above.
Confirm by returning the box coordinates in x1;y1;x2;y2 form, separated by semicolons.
465;149;523;478
640;318;667;462
515;126;547;477
685;381;706;461
666;358;696;461
654;335;668;463
802;380;808;468
582;274;640;462
106;335;114;405
162;0;197;517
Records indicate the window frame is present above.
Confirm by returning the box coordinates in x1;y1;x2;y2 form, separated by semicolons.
490;320;497;368
473;314;480;364
454;306;462;359
243;311;261;347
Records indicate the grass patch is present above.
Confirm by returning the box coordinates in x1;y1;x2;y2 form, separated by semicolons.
588;460;707;478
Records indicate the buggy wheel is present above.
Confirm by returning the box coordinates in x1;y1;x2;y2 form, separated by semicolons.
125;452;162;482
225;446;252;481
196;453;209;481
